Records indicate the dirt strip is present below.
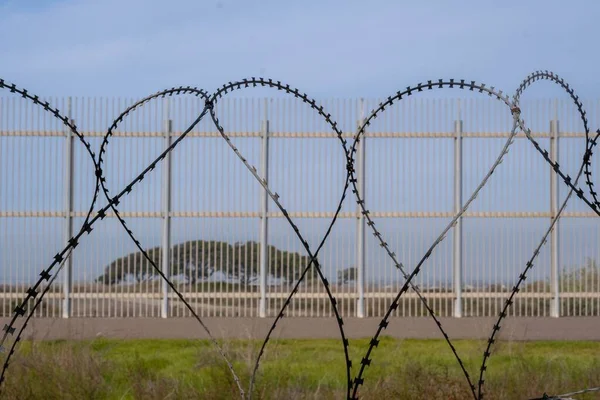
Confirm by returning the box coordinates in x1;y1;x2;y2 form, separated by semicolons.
2;317;598;341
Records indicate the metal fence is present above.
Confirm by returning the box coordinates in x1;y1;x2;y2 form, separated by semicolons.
0;95;599;319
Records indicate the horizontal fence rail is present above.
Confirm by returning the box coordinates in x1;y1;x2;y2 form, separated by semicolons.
0;96;599;319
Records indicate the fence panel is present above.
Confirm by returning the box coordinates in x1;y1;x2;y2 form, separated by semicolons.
0;96;599;318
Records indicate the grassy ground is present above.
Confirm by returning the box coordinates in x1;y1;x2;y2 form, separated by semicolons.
2;337;599;399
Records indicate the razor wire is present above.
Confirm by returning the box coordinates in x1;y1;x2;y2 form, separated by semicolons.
0;72;598;399
530;386;600;400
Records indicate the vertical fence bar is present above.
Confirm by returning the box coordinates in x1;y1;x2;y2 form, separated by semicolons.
259;99;269;318
356;99;366;318
161;99;172;318
62;97;74;318
453;102;463;318
550;114;560;317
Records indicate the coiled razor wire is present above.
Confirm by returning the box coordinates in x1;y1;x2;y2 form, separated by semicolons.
0;71;598;399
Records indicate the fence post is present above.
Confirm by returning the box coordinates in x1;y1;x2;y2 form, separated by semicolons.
356;99;366;318
259;99;269;318
550;111;560;318
161;98;172;319
62;97;74;319
453;102;463;318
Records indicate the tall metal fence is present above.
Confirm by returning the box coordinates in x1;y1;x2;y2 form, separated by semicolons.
0;95;598;319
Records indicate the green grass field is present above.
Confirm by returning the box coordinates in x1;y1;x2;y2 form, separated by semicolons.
3;337;599;399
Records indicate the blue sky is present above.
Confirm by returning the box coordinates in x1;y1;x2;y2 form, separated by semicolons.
1;1;600;287
1;0;598;99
